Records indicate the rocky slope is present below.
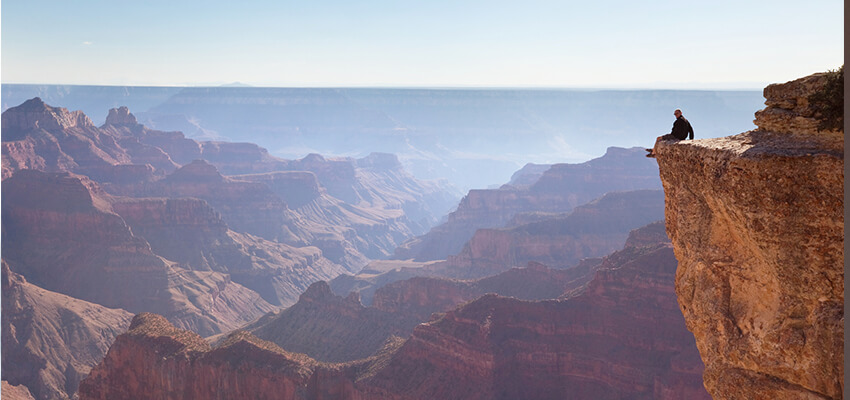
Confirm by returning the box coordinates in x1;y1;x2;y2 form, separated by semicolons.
110;197;345;307
78;222;708;399
434;189;664;278
394;146;661;261
654;71;844;399
244;281;416;363
1;98;135;179
246;260;600;363
363;224;709;400
234;169;418;261
2;261;133;400
1;170;275;336
2;381;36;400
334;189;664;297
105;159;379;270
369;260;601;323
78;313;319;400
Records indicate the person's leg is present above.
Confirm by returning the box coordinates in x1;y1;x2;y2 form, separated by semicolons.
646;135;665;157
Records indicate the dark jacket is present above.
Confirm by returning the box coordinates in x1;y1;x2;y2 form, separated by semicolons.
670;116;694;140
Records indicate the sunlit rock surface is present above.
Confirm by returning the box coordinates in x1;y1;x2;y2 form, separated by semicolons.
655;71;843;399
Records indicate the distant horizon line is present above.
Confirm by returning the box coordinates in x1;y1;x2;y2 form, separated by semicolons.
1;82;767;91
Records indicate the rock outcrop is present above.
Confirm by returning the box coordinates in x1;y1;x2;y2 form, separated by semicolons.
1;170;275;336
78;313;318;400
655;71;844;399
2;260;133;400
395;146;661;261
2;381;36;400
1;99;128;179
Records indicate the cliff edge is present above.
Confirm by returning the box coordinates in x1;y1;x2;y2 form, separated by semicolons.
654;70;844;399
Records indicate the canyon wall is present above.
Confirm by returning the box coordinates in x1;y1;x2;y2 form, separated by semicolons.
655;71;844;399
2;261;133;400
394;146;661;261
78;222;709;399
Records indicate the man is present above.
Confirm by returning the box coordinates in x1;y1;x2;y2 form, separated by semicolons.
646;109;694;157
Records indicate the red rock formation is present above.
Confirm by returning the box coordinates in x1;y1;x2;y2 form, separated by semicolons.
77;223;709;399
1;98;129;179
434;190;664;278
655;71;843;399
394;146;661;261
1;170;274;336
2;260;133;400
3;99;458;273
78;313;317;400
363;227;710;400
245;281;417;362
370;260;600;323
111;197;346;307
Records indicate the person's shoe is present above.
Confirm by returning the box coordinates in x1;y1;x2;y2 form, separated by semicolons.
645;148;653;152
645;152;655;158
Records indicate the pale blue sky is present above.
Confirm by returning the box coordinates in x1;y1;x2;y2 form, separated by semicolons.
1;0;843;88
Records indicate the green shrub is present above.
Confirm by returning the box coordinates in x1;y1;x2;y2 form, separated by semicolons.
808;65;843;132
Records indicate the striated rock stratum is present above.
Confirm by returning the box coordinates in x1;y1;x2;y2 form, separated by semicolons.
654;71;843;399
78;222;710;399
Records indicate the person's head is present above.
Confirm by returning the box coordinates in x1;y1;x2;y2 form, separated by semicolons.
674;109;682;118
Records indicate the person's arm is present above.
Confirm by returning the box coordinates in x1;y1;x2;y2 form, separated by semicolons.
688;122;694;140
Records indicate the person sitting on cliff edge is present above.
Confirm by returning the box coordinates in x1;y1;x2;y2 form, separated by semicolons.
646;109;694;157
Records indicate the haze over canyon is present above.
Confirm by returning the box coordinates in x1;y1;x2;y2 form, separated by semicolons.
1;69;843;400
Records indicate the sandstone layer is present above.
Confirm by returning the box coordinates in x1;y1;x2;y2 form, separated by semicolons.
655;71;843;399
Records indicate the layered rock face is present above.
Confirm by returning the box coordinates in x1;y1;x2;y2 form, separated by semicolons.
78;313;318;400
438;189;664;278
363;224;709;400
235;169;417;262
111;198;345;307
79;223;708;399
2;261;133;400
245;260;602;363
395;146;661;261
1;170;275;336
2;100;458;272
370;261;600;323
1;98;128;179
245;281;416;362
655;71;843;399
